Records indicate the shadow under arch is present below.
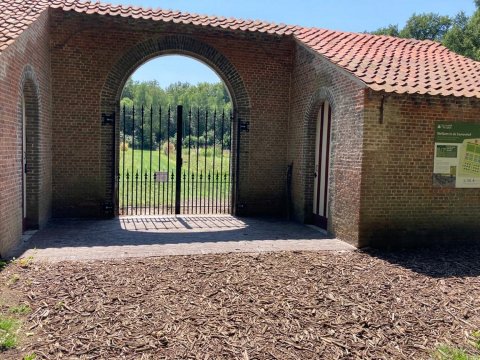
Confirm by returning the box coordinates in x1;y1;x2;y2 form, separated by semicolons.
19;65;41;229
100;35;251;216
302;87;337;226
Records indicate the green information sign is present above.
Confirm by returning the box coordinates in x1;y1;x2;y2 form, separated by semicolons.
433;122;480;188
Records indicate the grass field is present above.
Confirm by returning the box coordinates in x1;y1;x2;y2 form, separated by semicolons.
119;147;231;177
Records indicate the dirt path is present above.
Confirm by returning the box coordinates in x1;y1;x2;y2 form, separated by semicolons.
1;248;480;359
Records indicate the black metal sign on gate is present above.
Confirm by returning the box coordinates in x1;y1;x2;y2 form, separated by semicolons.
117;104;234;215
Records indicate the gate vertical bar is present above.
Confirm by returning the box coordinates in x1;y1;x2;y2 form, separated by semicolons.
140;106;144;215
212;110;217;213
175;105;183;215
153;106;157;214
187;108;192;214
159;107;163;215
149;106;153;215
132;105;136;215
204;109;208;214
196;109;200;214
166;107;170;214
182;108;186;212
122;104;126;214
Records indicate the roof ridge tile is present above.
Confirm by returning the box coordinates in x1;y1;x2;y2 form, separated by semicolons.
0;0;478;98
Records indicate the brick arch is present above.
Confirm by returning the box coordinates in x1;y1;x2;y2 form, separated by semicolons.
100;35;250;215
100;35;250;114
19;65;41;229
302;87;337;224
19;65;41;100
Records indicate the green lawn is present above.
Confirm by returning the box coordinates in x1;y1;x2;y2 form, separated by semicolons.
119;147;231;177
118;147;233;213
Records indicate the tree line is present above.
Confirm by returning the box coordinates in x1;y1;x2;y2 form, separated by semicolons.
121;79;232;112
371;0;480;61
120;80;232;150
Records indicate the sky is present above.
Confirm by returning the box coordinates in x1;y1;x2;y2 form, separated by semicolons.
117;0;477;88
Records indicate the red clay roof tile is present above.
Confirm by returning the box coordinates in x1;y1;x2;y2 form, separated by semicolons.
1;0;480;98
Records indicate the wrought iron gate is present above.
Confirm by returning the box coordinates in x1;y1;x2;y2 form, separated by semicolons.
117;105;234;215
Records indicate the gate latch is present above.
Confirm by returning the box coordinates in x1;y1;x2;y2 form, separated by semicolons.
240;121;250;132
102;112;115;125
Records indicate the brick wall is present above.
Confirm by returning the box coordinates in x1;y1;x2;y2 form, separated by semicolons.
0;11;52;257
361;91;480;247
287;43;366;246
49;10;293;218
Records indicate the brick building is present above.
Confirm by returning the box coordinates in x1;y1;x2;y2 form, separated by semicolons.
1;0;479;256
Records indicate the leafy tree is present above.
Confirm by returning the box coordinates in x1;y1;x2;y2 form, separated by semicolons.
370;1;480;61
371;13;453;41
399;13;452;41
443;10;480;60
371;24;400;37
122;78;134;99
119;79;232;149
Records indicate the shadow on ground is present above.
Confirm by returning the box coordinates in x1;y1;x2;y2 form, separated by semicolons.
364;244;480;278
21;216;333;249
9;216;354;261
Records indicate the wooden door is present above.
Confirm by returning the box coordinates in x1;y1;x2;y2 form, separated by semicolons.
312;102;331;229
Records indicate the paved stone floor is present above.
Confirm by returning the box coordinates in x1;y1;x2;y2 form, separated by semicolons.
14;215;355;261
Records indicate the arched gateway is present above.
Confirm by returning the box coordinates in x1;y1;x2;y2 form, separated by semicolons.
100;36;251;216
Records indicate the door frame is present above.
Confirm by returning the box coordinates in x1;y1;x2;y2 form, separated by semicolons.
312;101;332;229
22;95;27;230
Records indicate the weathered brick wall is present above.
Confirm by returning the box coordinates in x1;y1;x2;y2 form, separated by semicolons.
0;11;52;257
49;10;293;218
361;92;480;247
287;43;366;246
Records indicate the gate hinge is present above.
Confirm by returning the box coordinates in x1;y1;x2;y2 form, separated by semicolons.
101;112;115;125
239;121;250;132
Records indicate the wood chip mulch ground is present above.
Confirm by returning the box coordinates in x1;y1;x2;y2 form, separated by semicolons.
2;247;480;359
